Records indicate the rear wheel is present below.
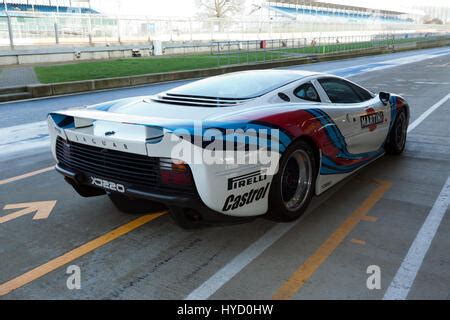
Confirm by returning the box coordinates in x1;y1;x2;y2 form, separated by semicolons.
169;206;202;230
268;140;316;222
386;111;408;155
108;193;164;214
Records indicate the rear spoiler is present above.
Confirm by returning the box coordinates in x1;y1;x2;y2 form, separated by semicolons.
48;109;291;151
49;109;191;130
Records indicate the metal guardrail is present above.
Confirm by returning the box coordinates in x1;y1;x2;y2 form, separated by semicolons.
2;11;450;49
2;34;450;102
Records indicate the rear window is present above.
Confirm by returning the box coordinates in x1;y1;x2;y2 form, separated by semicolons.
294;82;321;102
167;71;303;99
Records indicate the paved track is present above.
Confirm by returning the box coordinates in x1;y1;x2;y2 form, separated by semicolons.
0;47;449;299
0;66;39;88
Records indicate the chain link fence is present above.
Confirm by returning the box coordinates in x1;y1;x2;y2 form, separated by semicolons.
212;33;450;67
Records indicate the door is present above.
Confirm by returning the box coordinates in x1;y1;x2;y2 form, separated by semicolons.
317;77;389;154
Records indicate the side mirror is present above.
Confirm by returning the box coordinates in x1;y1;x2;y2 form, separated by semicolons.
379;92;390;105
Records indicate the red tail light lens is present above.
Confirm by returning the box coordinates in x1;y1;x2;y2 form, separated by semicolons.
160;159;192;187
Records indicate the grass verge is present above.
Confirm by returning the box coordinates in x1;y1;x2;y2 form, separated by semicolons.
34;36;443;84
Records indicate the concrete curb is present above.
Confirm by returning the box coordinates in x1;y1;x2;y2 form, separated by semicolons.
1;39;450;103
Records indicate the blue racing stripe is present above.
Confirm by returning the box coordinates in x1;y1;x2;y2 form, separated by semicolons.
306;109;384;175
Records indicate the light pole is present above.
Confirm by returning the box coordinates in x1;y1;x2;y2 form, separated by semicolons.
5;3;14;49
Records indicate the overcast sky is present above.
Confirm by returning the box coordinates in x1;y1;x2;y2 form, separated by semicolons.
91;0;196;16
91;0;450;17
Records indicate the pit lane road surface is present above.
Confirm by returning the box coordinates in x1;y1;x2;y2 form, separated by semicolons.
0;46;449;299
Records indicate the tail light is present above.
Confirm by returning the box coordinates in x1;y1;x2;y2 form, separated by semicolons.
160;159;193;187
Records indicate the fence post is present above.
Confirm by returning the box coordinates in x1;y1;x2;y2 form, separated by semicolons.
116;16;121;44
146;16;151;43
248;40;251;64
88;14;93;45
227;41;230;65
54;22;59;44
54;15;59;45
6;12;14;49
216;42;220;67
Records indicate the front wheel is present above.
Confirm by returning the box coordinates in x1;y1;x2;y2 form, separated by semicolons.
268;140;317;222
385;111;408;155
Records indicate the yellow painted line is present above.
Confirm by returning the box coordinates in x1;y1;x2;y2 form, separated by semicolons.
350;239;366;245
273;179;391;300
0;211;167;297
0;167;54;186
361;215;378;222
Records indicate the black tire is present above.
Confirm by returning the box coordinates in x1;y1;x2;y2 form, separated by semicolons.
268;139;317;222
108;193;164;214
385;110;408;155
169;206;202;230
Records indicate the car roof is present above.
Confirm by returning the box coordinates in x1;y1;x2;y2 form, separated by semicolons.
166;69;322;100
231;69;321;78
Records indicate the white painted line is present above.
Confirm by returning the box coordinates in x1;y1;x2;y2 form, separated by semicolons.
0;121;48;145
0;121;50;158
413;82;450;85
185;181;347;300
185;93;450;300
186;222;297;300
408;94;450;133
383;176;450;300
0;139;50;159
329;49;450;78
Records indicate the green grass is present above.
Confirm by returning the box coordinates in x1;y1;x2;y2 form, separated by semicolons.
35;54;219;83
34;43;369;84
35;36;447;84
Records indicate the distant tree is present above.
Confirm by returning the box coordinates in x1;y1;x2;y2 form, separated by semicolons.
423;15;443;25
248;0;265;15
424;18;444;25
196;0;244;18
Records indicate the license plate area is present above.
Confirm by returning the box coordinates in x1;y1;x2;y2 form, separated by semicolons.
88;175;127;193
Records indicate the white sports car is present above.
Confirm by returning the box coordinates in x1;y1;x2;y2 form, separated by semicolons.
48;70;409;228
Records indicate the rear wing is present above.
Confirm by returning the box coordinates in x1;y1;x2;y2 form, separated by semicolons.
49;109;191;130
48;109;291;153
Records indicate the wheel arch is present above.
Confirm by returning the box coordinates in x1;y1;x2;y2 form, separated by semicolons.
402;103;411;123
287;134;321;180
393;95;411;123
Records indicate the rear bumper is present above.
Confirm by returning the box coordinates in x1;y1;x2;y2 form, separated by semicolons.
56;163;197;207
55;164;252;224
